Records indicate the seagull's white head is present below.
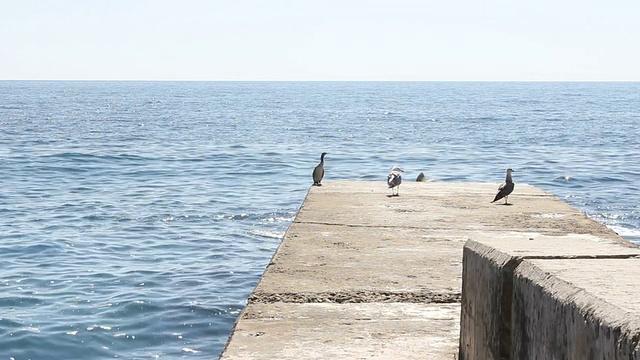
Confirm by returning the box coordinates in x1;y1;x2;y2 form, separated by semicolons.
390;166;404;173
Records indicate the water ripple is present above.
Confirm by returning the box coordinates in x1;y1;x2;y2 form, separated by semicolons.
0;81;639;358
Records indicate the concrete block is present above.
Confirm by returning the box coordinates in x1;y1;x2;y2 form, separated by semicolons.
459;234;640;360
221;303;460;360
252;225;464;301
297;181;619;236
459;240;517;360
513;258;640;359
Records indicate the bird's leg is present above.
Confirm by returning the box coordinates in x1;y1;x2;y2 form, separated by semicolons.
504;196;508;205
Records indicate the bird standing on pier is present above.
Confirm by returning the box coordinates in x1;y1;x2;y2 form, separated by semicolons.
312;152;328;186
387;166;404;196
492;168;515;204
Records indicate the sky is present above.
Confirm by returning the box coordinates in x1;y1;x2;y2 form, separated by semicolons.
1;0;639;81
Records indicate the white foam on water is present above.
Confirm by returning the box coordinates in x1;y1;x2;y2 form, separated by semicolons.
248;229;285;239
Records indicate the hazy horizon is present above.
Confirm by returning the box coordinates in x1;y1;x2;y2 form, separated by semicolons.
2;0;639;81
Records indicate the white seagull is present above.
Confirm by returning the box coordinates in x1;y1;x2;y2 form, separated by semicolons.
387;166;404;196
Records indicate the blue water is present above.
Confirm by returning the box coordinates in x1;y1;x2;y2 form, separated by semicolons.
1;81;639;359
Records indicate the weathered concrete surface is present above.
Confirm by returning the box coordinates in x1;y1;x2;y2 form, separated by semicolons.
222;181;471;359
223;303;460;360
512;259;640;360
251;225;464;303
295;182;616;235
460;235;640;360
221;180;635;359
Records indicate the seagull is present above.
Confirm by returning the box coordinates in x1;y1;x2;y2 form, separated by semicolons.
416;172;425;182
492;168;515;204
312;152;327;186
387;166;404;196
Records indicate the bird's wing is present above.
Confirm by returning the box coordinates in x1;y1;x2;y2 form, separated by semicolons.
387;172;401;187
312;164;324;182
492;182;511;202
387;173;394;187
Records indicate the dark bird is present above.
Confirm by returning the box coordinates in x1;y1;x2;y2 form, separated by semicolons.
387;166;404;196
416;172;426;182
312;152;327;186
492;168;515;204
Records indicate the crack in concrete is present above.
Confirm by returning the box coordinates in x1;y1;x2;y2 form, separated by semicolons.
295;221;440;229
248;291;461;304
294;221;607;235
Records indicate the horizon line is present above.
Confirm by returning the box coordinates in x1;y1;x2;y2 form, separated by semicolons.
1;79;639;83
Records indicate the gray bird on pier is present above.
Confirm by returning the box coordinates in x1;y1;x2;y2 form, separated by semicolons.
492;168;515;204
312;152;328;186
387;166;404;196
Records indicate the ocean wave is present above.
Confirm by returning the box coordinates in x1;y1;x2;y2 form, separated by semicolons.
41;152;152;162
213;210;295;224
608;226;640;241
554;175;574;182
248;229;285;239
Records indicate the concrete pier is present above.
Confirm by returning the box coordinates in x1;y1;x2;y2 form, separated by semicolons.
220;181;640;359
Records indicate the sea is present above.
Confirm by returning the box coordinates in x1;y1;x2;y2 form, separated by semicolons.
1;81;639;359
